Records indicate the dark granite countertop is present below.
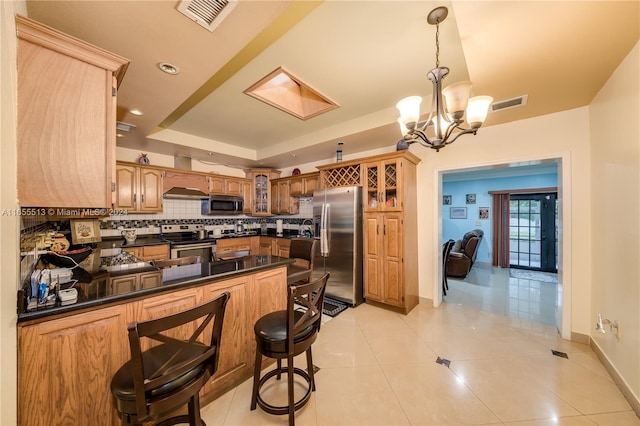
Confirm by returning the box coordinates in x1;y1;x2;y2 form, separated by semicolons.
98;230;309;249
18;255;293;324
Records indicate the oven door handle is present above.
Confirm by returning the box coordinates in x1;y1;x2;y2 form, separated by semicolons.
171;243;217;250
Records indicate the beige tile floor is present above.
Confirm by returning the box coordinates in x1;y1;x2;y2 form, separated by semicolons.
201;266;639;425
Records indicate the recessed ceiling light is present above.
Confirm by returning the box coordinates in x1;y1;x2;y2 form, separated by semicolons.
158;62;180;75
129;108;144;116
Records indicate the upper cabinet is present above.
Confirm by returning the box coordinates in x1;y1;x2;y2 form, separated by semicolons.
289;172;320;196
16;15;129;208
209;176;244;196
245;169;281;216
114;163;163;213
363;158;403;212
270;179;299;215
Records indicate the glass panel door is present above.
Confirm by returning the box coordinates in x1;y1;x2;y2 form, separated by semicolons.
509;193;557;272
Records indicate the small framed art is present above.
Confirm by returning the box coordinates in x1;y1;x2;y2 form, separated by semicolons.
70;219;102;244
479;207;489;219
443;195;452;205
466;193;476;204
450;207;467;219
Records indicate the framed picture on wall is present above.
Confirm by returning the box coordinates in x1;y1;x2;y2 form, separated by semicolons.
466;193;476;204
443;195;452;205
450;207;467;219
479;207;489;219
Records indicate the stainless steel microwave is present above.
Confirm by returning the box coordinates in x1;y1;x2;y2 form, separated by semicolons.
201;194;244;215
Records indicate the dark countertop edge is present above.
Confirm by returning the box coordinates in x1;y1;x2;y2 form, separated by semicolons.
99;231;308;249
17;257;293;325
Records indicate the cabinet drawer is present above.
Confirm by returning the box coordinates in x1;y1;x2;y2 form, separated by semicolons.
142;244;169;260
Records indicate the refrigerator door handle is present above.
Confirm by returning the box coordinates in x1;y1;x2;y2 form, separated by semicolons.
320;203;329;256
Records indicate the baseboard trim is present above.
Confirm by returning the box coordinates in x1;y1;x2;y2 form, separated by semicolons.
418;296;433;306
590;339;640;417
571;331;590;345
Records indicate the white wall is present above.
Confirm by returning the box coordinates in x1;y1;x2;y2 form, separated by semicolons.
1;2;26;425
589;41;640;401
410;107;592;338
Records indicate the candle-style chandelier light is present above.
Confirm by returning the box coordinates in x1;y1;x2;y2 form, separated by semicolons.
396;6;493;152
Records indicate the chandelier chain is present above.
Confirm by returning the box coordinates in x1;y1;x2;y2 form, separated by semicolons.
435;22;440;68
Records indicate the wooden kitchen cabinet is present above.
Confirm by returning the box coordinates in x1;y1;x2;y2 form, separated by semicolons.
289;172;320;196
200;275;252;399
16;15;129;209
216;237;257;256
259;237;274;255
17;304;130;426
363;213;405;307
258;236;290;257
245;169;281;216
271;179;299;215
122;244;169;262
109;270;162;295
275;238;291;257
208;176;244;196
361;151;420;314
242;179;253;214
114;163;163;213
363;157;405;212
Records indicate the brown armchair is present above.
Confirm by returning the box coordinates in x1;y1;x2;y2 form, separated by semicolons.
446;229;483;278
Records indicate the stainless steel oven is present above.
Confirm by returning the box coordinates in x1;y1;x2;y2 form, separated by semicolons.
161;224;217;263
170;242;216;263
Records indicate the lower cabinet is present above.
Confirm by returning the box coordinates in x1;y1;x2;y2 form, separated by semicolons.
200;276;252;399
363;212;417;313
109;270;162;295
258;236;290;257
17;266;288;425
215;237;258;257
259;236;273;255
17;305;130;426
122;243;169;262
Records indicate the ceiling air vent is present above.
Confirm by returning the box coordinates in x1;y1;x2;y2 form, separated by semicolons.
177;0;237;32
491;95;528;112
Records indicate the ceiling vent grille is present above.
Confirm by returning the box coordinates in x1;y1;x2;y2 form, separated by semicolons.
177;0;237;32
491;95;528;112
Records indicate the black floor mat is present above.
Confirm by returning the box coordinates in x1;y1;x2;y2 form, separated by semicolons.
323;297;349;317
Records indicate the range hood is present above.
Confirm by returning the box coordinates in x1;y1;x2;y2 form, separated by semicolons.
163;187;209;200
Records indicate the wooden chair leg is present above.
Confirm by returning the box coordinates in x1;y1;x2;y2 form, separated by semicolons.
277;358;282;380
306;348;316;391
250;345;262;410
287;355;295;426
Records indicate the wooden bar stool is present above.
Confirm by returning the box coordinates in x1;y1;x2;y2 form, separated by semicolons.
250;273;330;426
110;292;229;425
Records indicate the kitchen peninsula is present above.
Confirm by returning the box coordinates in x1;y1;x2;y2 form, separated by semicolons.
17;255;291;426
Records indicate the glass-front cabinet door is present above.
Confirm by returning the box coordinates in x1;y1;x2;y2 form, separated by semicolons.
245;169;282;216
254;173;269;214
363;159;402;212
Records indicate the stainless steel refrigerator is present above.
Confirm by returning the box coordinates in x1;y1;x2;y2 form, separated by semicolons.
313;186;363;305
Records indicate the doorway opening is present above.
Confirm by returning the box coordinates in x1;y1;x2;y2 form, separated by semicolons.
439;158;566;335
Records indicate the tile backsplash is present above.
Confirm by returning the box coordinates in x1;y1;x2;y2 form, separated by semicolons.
100;197;314;236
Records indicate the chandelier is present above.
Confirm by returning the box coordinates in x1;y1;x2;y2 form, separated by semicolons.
396;7;493;152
